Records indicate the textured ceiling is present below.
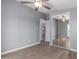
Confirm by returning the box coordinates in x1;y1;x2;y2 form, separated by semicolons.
17;0;77;14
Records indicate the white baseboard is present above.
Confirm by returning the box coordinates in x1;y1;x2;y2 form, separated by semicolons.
69;49;77;52
50;44;77;52
1;42;40;55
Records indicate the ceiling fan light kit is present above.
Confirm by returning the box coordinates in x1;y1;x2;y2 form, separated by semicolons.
34;2;43;8
20;0;51;11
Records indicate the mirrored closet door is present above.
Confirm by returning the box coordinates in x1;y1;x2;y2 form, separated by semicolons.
51;13;70;49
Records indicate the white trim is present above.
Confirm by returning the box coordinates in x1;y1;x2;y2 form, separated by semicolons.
51;44;77;52
1;42;40;55
69;48;77;52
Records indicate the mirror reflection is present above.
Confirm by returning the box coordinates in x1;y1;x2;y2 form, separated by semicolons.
52;14;70;49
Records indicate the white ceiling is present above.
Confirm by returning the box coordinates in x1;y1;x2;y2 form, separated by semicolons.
17;0;77;14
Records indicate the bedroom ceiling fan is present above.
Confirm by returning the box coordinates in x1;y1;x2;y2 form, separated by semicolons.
20;0;51;11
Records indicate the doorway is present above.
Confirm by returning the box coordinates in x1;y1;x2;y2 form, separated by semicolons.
40;19;50;44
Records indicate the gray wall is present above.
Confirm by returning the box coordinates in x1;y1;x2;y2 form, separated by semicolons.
69;8;77;50
50;18;57;43
1;0;46;52
50;7;77;50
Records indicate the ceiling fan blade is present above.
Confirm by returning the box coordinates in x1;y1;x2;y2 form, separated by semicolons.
43;5;51;10
35;7;38;11
21;1;34;4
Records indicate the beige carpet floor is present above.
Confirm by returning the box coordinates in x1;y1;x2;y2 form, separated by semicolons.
1;42;77;59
